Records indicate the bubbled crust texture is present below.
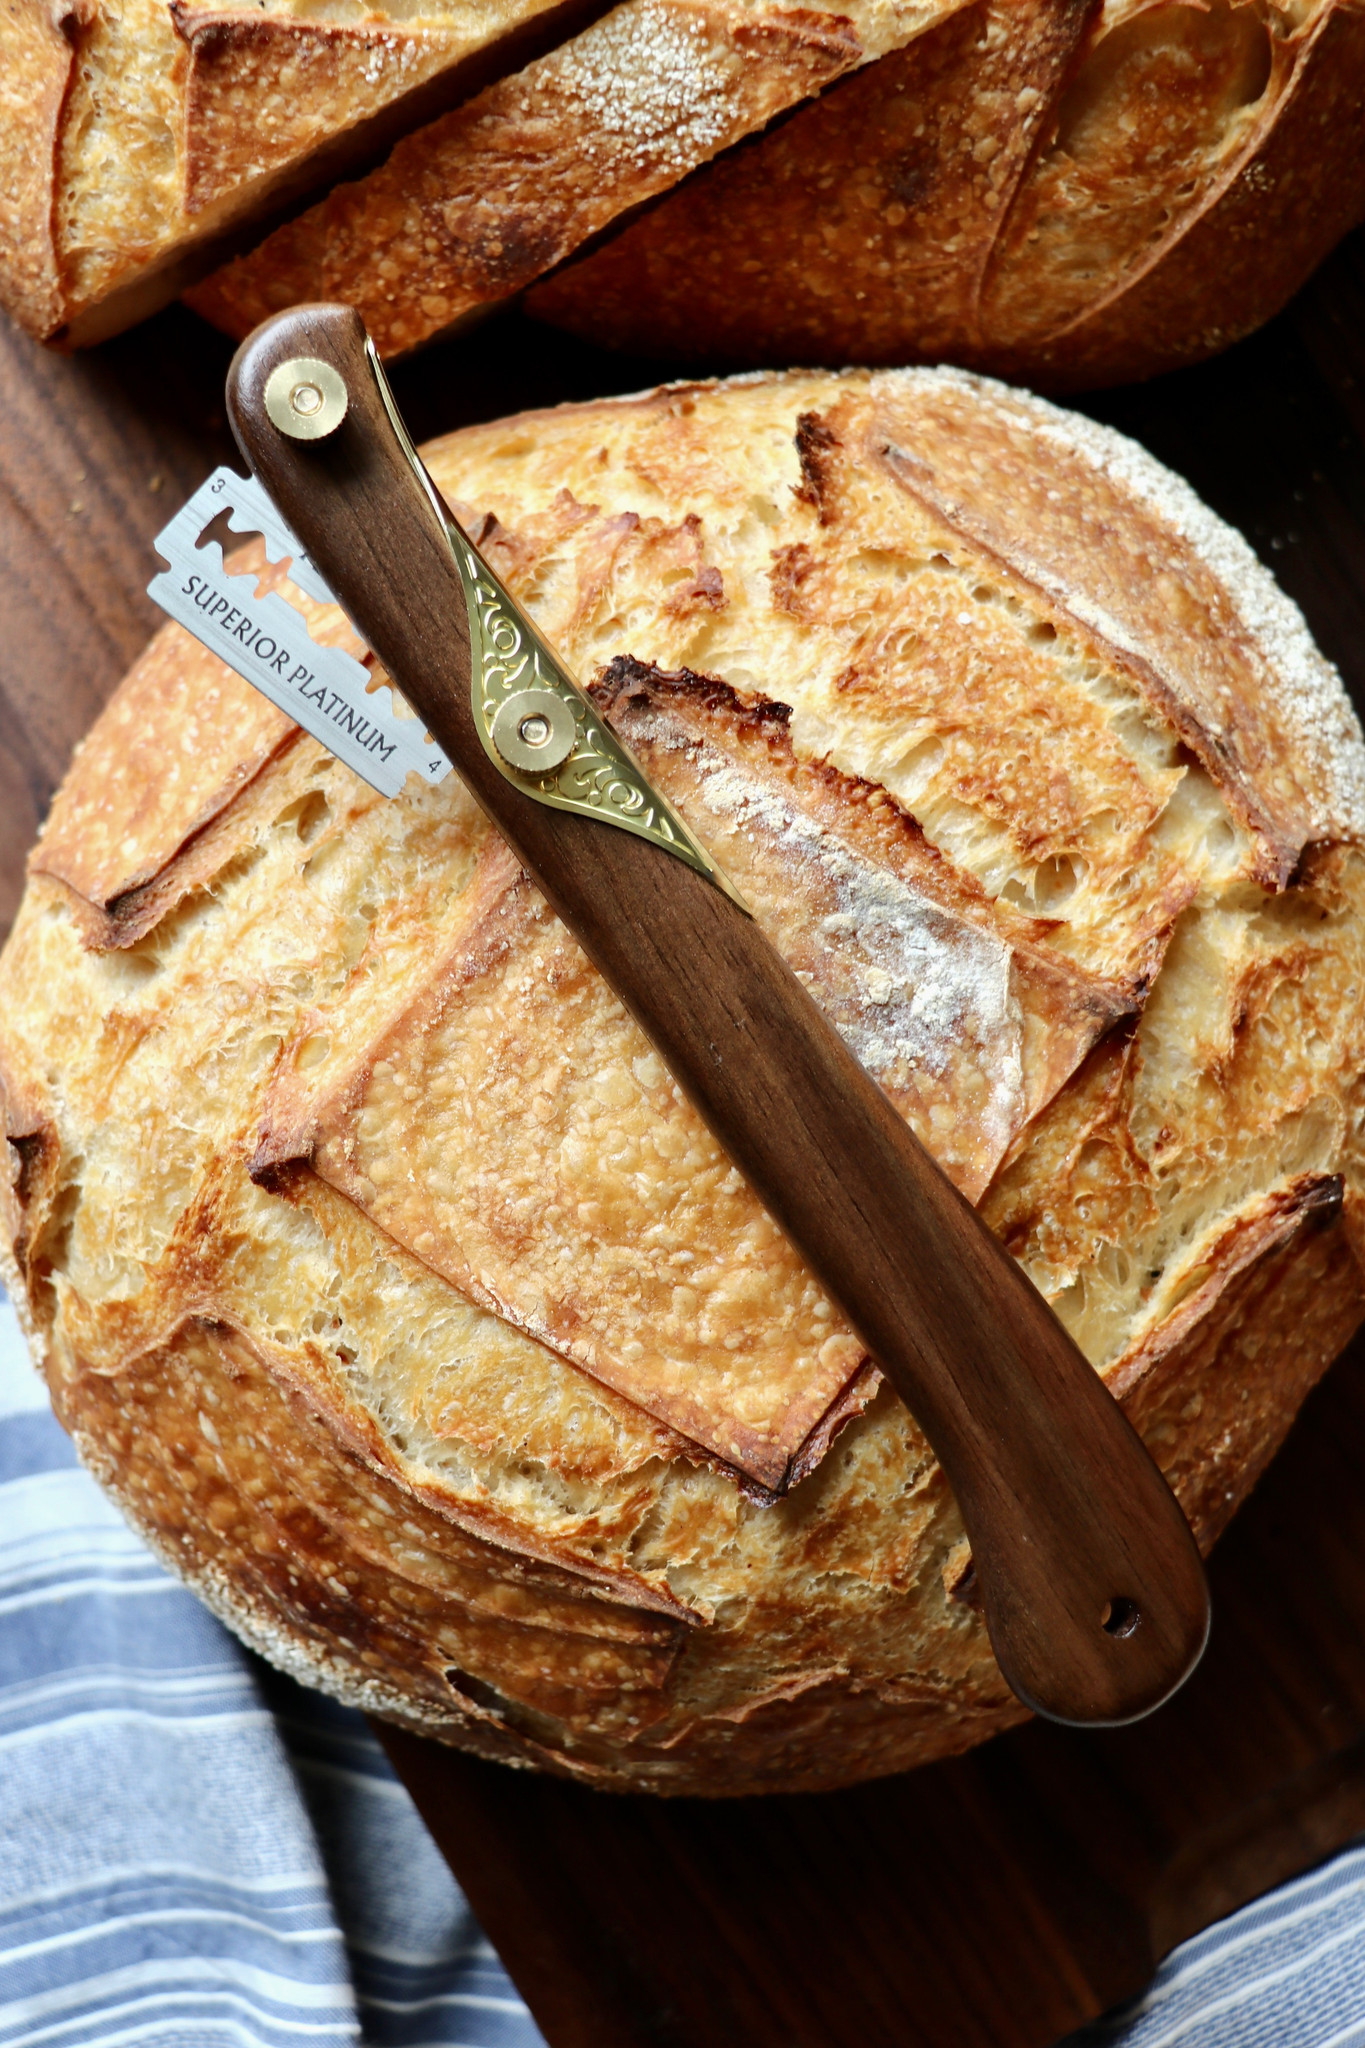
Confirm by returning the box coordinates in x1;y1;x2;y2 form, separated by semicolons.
1;0;962;348
0;0;624;345
185;0;957;358
5;0;1362;392
5;368;1365;1795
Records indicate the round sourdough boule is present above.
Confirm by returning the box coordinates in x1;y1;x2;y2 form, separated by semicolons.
5;367;1365;1795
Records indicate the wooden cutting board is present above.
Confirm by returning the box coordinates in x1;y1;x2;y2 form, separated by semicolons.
4;235;1365;2048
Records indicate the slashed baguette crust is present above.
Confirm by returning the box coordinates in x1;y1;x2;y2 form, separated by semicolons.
4;370;1365;1792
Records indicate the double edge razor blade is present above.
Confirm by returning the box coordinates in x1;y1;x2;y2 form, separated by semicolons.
148;466;453;800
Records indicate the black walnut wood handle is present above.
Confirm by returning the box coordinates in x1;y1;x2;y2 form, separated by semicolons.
227;304;1210;1726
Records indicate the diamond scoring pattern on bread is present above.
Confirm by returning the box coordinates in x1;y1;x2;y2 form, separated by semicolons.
248;664;1125;1488
4;368;1365;1791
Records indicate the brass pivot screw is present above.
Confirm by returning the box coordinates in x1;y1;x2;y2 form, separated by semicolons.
264;358;349;441
489;689;577;772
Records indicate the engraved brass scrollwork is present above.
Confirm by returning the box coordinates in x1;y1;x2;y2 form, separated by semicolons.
452;535;745;899
365;335;745;907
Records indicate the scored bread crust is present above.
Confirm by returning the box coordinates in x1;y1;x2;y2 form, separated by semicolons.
7;0;1363;387
530;0;1365;386
185;0;951;356
5;368;1365;1794
0;0;617;346
0;0;75;338
188;0;1365;388
0;0;959;349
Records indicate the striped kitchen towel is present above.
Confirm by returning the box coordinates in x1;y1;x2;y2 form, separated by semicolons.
1064;1848;1365;2048
2;1291;1364;2047
0;1294;542;2048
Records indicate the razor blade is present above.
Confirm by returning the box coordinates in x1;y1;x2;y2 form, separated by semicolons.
148;465;452;799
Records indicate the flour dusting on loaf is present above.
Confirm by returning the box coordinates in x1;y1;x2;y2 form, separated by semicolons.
935;368;1365;841
3;369;1364;1794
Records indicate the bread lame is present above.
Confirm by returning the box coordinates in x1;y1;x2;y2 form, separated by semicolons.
147;302;1209;1727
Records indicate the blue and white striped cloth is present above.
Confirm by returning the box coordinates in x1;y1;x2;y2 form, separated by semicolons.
0;1296;544;2048
1067;1853;1365;2048
2;1295;1364;2048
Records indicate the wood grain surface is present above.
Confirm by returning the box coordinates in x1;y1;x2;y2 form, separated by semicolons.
3;233;1365;2047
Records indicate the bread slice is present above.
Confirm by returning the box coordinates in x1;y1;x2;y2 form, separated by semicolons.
0;0;614;346
186;0;959;355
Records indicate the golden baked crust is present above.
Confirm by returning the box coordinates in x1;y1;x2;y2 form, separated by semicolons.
29;543;362;946
529;0;1365;385
0;0;76;339
0;0;610;345
185;0;1365;387
0;0;959;348
4;367;1365;1793
185;0;951;356
8;0;1361;387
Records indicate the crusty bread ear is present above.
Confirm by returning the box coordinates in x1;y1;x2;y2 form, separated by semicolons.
0;0;610;347
0;0;961;351
184;0;1365;387
526;0;1095;370
171;4;586;223
526;0;1365;388
186;0;957;356
8;0;1361;387
994;0;1365;389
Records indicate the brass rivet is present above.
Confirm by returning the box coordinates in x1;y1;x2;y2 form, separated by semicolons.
490;689;576;772
263;357;349;441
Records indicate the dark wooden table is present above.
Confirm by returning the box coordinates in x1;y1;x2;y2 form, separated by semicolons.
5;236;1365;2048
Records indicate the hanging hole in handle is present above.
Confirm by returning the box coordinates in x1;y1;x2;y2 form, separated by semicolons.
1101;1596;1141;1639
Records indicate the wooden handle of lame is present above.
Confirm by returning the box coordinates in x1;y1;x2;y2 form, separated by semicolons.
227;304;1209;1726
